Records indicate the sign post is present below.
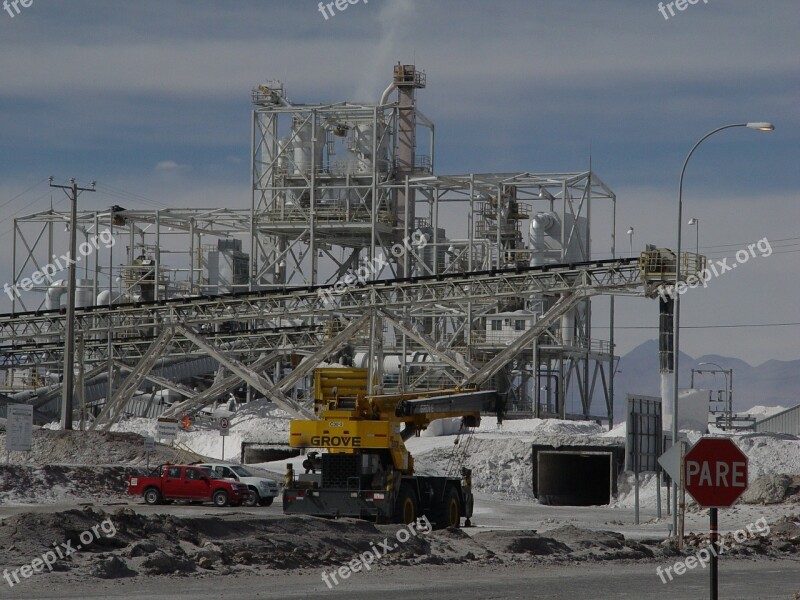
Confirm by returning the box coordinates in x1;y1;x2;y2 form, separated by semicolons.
683;438;749;600
219;417;230;461
626;395;662;524
143;436;155;470
659;439;689;536
6;404;34;464
156;418;179;442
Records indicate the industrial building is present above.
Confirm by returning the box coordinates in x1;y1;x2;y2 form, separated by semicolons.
0;64;689;429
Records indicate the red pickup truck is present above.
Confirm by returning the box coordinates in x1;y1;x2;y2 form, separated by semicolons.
127;464;251;507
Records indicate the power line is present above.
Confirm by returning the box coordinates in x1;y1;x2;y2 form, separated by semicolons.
94;182;169;209
617;321;800;330
0;190;62;231
699;235;800;250
702;240;800;257
0;178;49;212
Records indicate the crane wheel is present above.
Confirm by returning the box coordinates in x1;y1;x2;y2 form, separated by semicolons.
394;483;419;524
433;486;461;529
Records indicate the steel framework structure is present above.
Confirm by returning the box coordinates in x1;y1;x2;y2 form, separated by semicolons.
0;255;675;426
1;65;694;428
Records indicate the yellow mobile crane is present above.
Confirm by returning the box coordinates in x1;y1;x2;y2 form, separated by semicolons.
283;368;501;528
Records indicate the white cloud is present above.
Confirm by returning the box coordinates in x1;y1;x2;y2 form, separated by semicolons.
155;160;189;172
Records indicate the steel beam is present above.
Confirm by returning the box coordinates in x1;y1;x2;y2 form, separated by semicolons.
378;308;476;376
161;350;285;418
93;326;176;430
174;324;312;419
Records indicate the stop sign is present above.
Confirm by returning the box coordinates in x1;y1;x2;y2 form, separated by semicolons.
684;438;748;508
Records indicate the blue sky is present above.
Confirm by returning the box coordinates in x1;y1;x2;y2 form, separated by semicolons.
0;0;798;363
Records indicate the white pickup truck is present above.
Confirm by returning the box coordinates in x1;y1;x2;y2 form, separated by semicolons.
197;463;280;507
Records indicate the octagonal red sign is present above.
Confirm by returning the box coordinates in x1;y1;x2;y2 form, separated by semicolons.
684;438;748;508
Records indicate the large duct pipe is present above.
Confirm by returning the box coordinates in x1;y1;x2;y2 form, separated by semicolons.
529;212;557;267
46;279;95;310
45;280;67;310
96;290;123;306
379;82;397;106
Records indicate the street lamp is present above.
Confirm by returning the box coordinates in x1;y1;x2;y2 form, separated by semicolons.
687;218;699;259
627;227;634;258
671;122;774;533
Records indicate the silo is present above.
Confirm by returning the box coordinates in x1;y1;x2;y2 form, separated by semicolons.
291;117;324;175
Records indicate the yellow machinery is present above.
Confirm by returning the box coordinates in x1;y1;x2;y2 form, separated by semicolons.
283;368;500;527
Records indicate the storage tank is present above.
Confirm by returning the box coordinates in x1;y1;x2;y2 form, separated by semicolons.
75;279;94;308
278;137;290;174
291;118;324;175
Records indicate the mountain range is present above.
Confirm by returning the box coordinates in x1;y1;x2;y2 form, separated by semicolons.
609;339;799;423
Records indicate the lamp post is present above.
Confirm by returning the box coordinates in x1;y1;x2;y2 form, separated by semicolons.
687;218;699;259
627;226;634;258
671;122;774;535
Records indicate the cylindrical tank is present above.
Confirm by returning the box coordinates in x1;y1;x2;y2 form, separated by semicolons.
75;279;94;308
353;122;389;174
292;118;324;175
561;308;574;345
352;353;407;374
278;137;290;174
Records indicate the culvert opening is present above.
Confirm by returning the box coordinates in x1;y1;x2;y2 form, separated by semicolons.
536;450;613;506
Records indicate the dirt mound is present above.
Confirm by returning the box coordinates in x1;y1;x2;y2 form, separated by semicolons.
741;474;800;505
0;465;136;504
0;429;180;466
471;530;572;556
0;508;435;579
679;513;800;557
0;508;797;584
473;526;654;561
415;438;535;500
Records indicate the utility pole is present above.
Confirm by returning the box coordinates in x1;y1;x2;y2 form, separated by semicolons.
49;177;96;430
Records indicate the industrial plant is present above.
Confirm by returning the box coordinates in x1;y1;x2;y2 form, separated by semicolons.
0;64;691;430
